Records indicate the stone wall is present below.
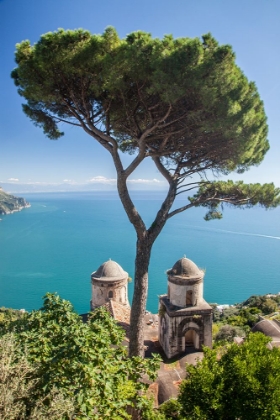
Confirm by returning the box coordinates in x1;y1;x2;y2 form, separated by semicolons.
169;281;204;307
158;295;212;359
91;278;128;310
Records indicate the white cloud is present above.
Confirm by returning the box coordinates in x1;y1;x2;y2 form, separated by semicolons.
28;181;59;185
88;176;117;184
62;179;78;184
128;178;162;184
8;178;19;182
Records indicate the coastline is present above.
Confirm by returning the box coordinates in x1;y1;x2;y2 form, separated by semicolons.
0;187;31;215
0;203;31;215
1;203;31;215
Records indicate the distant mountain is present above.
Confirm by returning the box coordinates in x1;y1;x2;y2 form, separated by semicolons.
0;182;117;194
0;182;167;194
0;187;30;215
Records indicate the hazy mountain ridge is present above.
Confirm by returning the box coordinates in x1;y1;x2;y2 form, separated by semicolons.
0;181;167;194
0;187;30;215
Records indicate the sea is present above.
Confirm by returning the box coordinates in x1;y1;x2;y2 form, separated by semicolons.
1;191;280;314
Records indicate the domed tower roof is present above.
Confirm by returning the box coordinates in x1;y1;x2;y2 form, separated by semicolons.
167;256;203;284
91;260;128;282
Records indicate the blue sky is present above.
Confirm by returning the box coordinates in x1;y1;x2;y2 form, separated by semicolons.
1;0;279;192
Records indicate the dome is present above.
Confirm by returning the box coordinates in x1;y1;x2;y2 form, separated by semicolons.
167;257;202;278
91;260;128;282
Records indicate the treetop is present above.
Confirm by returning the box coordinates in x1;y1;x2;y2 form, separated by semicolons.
12;27;269;175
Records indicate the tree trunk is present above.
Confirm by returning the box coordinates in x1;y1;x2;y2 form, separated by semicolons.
129;237;152;357
115;171;177;357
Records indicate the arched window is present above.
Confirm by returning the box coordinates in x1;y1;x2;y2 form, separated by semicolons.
108;290;113;299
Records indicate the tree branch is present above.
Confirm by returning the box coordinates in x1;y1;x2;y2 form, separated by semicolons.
167;202;196;219
148;180;178;242
53;116;82;127
176;186;203;195
152;157;173;183
124;149;147;178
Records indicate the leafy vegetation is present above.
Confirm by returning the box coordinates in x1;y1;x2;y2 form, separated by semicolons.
214;324;246;344
1;292;280;418
158;399;182;419
243;294;280;314
0;293;161;419
171;333;280;419
157;332;280;419
211;293;280;344
0;334;75;419
0;306;26;328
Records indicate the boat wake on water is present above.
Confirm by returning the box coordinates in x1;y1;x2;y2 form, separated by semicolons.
189;225;280;240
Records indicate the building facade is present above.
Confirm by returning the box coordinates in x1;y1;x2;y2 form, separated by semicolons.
90;259;130;311
158;257;212;359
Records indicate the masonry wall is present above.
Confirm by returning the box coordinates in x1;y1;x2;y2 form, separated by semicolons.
158;296;212;359
91;278;128;310
169;281;204;307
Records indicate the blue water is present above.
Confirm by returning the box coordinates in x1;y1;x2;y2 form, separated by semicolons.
1;191;280;314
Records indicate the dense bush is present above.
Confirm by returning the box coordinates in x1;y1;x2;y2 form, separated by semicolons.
212;294;280;340
2;292;279;419
0;293;161;419
178;333;280;419
242;295;279;314
214;324;245;344
158;399;182;419
0;334;75;419
0;307;26;332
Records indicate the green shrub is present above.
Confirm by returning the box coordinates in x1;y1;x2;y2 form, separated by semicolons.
1;293;161;419
214;324;246;344
179;333;280;419
0;334;74;419
158;399;182;419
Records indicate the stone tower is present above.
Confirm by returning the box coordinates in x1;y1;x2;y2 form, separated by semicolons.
90;259;130;311
158;256;212;359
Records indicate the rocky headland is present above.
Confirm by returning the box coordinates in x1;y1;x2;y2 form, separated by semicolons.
0;187;30;215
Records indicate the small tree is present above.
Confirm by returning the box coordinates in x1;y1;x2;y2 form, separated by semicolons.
0;334;75;419
214;324;246;344
178;333;280;419
243;295;279;315
12;28;280;356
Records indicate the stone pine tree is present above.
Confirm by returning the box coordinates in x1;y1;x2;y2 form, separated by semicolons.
12;27;280;356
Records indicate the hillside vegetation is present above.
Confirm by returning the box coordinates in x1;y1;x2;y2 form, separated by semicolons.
1;293;280;419
0;294;161;420
211;293;280;344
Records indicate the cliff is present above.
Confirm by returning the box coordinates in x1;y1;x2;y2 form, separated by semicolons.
0;187;30;215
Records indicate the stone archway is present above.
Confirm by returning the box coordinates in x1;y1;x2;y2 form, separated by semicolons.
184;328;199;349
178;319;201;352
